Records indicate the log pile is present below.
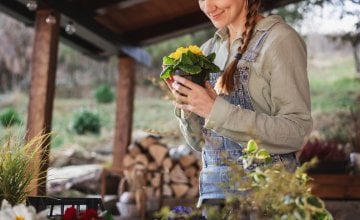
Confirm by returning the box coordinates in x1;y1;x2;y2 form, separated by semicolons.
122;134;202;201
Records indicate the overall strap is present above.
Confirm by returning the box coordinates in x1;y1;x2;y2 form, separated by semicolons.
242;21;280;62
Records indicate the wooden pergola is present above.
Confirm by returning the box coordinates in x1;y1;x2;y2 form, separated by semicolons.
0;0;302;195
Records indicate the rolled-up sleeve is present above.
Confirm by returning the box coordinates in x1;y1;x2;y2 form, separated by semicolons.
204;28;312;154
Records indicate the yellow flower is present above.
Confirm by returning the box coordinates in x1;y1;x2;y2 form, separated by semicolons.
169;47;188;60
188;45;203;55
15;216;25;220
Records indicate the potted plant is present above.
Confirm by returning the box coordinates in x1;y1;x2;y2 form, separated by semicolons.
160;45;220;87
297;139;350;174
155;140;333;220
211;140;332;220
0;131;48;206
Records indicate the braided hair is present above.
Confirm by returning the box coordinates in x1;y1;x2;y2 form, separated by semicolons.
214;0;262;95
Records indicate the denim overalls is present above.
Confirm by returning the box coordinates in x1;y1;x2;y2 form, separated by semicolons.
198;25;298;205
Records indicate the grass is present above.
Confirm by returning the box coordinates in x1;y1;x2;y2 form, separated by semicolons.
0;55;359;153
308;56;359;113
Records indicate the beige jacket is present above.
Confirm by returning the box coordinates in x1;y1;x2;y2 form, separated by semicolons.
176;15;312;154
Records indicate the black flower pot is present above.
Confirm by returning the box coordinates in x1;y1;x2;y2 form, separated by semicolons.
174;69;207;87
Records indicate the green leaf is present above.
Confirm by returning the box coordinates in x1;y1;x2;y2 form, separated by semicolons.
180;53;193;65
244;139;258;154
209;64;220;73
306;196;324;209
207;52;216;62
199;56;220;72
255;149;271;160
162;56;175;65
160;66;173;79
187;51;199;64
178;64;202;75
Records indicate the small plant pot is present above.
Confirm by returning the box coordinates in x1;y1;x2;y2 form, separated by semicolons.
116;202;140;217
174;69;207;87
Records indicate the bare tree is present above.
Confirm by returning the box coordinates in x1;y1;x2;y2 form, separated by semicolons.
0;14;34;92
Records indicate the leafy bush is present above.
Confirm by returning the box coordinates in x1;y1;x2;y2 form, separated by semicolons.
0;108;21;127
72;109;101;135
94;85;115;103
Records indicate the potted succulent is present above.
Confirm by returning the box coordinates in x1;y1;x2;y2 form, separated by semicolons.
160;45;220;87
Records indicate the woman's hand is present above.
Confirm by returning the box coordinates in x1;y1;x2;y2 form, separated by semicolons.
170;75;217;118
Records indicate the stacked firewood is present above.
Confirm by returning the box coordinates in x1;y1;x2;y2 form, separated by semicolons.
122;134;202;200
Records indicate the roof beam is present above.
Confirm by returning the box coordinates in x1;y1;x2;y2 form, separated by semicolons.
262;0;304;9
61;0;127;14
0;0;34;25
37;0;131;46
121;11;210;45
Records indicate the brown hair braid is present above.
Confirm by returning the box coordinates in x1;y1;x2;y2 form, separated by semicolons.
214;0;262;95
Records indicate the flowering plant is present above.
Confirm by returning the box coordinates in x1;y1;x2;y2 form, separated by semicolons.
0;199;48;220
160;45;220;80
63;206;112;220
156;205;204;220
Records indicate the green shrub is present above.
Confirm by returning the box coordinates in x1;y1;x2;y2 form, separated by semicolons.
0;108;21;127
72;109;101;135
95;84;115;103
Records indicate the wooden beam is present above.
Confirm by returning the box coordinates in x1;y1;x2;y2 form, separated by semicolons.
262;0;303;10
26;8;60;196
39;0;123;44
121;11;210;45
112;55;136;168
0;0;35;25
67;0;127;12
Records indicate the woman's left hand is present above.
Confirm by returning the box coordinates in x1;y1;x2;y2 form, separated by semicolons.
172;75;217;118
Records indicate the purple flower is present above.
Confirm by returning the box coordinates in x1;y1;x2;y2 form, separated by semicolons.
171;206;192;215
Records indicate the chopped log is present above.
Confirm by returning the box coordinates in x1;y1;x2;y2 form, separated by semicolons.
162;184;173;197
123;155;135;168
150;173;162;188
128;143;142;157
171;183;189;198
145;186;155;198
137;135;159;150
163;172;171;184
170;164;188;184
149;144;168;166
135;154;149;166
185;185;199;198
190;176;199;187
162;157;173;172
179;155;197;168
147;162;159;171
197;159;202;168
155;187;162;198
184;166;197;178
146;173;153;183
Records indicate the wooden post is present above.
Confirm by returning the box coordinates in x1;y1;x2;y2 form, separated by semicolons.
26;9;60;196
113;55;136;168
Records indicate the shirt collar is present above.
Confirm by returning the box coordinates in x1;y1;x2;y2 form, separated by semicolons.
213;15;284;40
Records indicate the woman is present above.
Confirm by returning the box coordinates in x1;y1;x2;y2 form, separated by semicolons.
165;0;312;207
